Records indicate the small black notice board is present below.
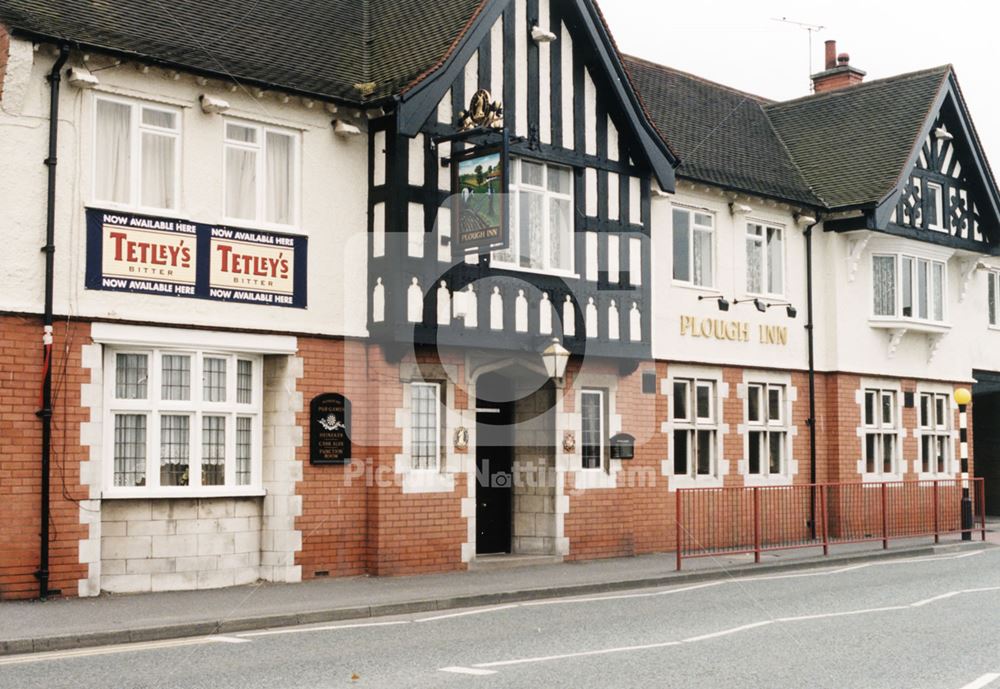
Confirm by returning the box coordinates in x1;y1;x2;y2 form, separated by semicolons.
310;393;351;465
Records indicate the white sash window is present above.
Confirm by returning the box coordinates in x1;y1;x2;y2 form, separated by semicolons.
863;388;898;476
224;121;299;228
672;378;717;477
672;208;714;287
919;392;952;475
746;383;787;476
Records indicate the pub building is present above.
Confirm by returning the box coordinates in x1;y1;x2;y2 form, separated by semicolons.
0;0;998;599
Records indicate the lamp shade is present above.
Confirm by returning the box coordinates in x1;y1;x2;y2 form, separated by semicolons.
954;387;972;406
542;338;570;380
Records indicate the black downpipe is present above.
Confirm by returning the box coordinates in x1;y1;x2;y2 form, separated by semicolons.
804;218;821;540
37;44;70;600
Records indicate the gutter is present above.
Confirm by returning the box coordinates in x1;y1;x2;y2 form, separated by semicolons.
37;42;69;600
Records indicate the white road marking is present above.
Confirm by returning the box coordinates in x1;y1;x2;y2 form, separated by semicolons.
0;636;235;666
440;585;1000;675
958;673;1000;689
238;620;410;638
439;667;498;675
416;605;519;622
209;635;252;644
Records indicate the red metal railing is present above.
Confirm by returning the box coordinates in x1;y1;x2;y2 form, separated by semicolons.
675;479;986;571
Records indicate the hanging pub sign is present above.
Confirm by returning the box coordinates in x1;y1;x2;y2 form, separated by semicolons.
310;393;352;465
451;141;509;256
85;208;307;308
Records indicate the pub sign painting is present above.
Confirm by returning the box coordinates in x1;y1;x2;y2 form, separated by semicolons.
310;393;352;466
85;208;307;308
452;144;508;256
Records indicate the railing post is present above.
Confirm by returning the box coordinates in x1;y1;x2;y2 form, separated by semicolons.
820;485;829;557
933;480;940;544
675;489;682;572
881;482;889;550
979;479;988;542
753;487;761;564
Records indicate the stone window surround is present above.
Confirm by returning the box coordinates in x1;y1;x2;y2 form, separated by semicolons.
914;381;961;481
661;364;730;491
735;370;799;487
78;323;302;596
855;377;906;482
563;372;623;491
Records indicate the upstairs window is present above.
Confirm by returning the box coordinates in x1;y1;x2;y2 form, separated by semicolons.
672;379;717;478
673;209;714;287
863;388;898;477
872;254;946;323
224;121;298;227
95;97;179;211
919;392;952;475
492;159;573;273
989;270;999;327
746;223;783;296
105;348;261;496
926;181;944;231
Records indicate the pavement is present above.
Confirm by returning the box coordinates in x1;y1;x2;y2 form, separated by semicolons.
2;543;1000;689
3;525;997;658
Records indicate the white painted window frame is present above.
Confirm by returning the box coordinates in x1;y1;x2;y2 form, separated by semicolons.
916;386;956;479
102;346;263;499
745;221;785;298
409;381;443;473
671;206;715;289
871;252;948;325
492;158;576;277
671;378;719;480
926;181;944;231
745;382;788;478
859;385;903;481
222;118;302;232
92;94;182;214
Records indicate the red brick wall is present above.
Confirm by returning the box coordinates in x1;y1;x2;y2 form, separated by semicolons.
0;315;89;600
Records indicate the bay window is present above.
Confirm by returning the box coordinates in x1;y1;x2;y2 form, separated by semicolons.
919;392;952;475
105;348;262;496
492;159;573;273
746;383;787;477
673;209;714;287
746;223;784;296
863;388;898;477
672;379;717;478
872;253;946;322
94;96;179;211
224;121;299;227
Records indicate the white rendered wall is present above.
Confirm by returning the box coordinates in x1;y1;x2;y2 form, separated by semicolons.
0;44;369;338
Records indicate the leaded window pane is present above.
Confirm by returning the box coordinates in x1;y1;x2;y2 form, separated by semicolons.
114;413;146;487
161;354;191;401
411;384;440;471
581;391;603;470
237;360;253;404
116;353;148;399
873;256;896;316
236;417;253;486
203;357;227;402
202;415;226;486
160;415;190;486
518;189;544;270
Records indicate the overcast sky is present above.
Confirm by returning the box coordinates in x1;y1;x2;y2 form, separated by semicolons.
600;0;1000;164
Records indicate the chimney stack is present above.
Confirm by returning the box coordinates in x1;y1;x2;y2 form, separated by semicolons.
812;39;866;94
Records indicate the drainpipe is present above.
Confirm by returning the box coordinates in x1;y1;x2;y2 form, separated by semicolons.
37;43;70;600
804;216;821;540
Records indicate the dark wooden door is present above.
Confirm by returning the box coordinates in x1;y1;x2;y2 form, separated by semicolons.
476;374;514;554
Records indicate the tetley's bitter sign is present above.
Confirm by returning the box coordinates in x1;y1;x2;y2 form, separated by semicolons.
85;209;307;308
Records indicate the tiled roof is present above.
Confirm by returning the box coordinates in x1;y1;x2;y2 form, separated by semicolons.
765;66;950;209
0;0;486;103
623;56;819;206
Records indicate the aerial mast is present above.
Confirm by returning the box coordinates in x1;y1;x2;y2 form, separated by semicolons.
772;17;826;92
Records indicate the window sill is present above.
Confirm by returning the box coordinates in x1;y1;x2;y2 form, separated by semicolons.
101;487;267;500
667;474;723;491
742;473;793;487
868;318;951;334
671;282;719;294
859;473;905;484
219;217;306;236
87;202;186;219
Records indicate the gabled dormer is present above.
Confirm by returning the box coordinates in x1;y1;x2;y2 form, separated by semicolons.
367;0;677;364
768;65;1000;253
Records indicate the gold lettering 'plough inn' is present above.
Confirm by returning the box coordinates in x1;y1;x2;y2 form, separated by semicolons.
0;0;998;599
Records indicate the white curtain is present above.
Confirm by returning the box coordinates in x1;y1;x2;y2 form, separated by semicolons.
693;228;713;287
872;256;896;316
549;197;572;272
141;131;176;209
159;415;190;487
746;236;762;293
96;100;131;203
226;146;257;220
520;189;543;269
266;132;294;225
766;227;783;294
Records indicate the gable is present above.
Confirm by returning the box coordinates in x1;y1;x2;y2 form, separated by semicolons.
395;0;676;191
882;81;1000;248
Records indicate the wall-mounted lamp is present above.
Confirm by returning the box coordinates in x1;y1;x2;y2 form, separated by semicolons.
729;202;753;216
199;94;230;114
531;25;558;43
795;214;818;227
333;120;362;138
732;298;797;318
67;68;99;89
542;338;570;382
697;295;730;312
